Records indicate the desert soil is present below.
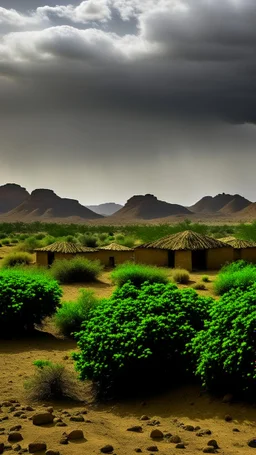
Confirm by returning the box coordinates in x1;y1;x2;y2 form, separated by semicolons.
0;247;255;454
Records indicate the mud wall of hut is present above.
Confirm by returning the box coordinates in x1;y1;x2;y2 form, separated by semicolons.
174;250;192;272
36;251;49;266
134;248;168;266
95;250;134;267
206;248;233;270
240;248;256;263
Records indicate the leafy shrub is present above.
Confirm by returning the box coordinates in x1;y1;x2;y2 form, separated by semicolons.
191;285;256;399
2;239;10;245
25;362;81;401
192;282;206;290
51;257;103;284
2;252;33;268
220;259;249;273
111;263;168;288
35;233;46;240
0;269;62;335
202;275;210;283
54;289;99;337
74;281;213;397
78;234;98;248
18;236;41;252
121;236;136;248
214;264;256;295
172;269;190;284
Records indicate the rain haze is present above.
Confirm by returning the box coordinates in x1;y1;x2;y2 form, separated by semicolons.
0;0;256;205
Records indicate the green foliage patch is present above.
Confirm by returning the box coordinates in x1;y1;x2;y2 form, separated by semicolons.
111;263;169;288
172;269;190;284
50;257;103;284
74;281;213;397
214;262;256;295
2;251;33;268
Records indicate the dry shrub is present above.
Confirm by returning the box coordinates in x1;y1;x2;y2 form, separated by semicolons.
192;282;206;290
172;269;190;284
25;362;82;402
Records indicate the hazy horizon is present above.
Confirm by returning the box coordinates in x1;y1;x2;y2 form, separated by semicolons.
1;1;256;206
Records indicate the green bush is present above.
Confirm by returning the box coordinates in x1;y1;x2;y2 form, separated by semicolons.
2;252;33;268
78;234;98;248
51;257;103;284
172;269;190;284
202;275;210;283
214;263;256;295
18;236;41;252
191;285;256;399
192;282;206;290
74;281;213;397
0;269;62;335
54;289;99;337
111;263;168;288
2;239;10;245
25;362;81;401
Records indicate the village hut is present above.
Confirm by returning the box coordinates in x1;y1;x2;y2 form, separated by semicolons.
35;241;99;266
97;243;134;267
135;230;233;272
219;236;256;263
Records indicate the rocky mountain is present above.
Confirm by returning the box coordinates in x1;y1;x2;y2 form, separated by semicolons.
0;183;29;213
189;193;252;213
5;188;103;220
110;194;192;220
86;203;123;216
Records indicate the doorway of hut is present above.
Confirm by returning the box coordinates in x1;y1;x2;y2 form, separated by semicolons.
168;251;175;268
192;250;206;271
48;252;55;266
109;256;115;267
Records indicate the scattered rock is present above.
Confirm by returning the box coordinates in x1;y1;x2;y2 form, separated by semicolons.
207;440;219;449
32;413;54;426
59;437;68;445
176;443;185;449
55;422;67;427
196;429;212;437
184;425;194;431
127;426;143;433
12;444;21;452
140;416;150;421
53;418;62;424
224;414;232;422
28;442;47;453
79;409;88;415
194;426;201;431
100;445;114;453
20;415;27;420
69;415;85;422
45;407;54;414
10;425;22;432
4;444;12;451
150;429;163;439
169;436;181;444
2;402;12;407
67;430;85;441
248;438;256;448
25;407;34;412
45;451;60;455
8;432;23;443
147;421;160;427
202;448;216;454
0;442;4;455
146;446;158;452
13;412;24;418
233;428;240;432
135;449;142;453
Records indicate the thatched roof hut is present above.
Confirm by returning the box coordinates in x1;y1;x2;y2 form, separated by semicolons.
218;236;256;262
135;230;233;271
139;230;229;251
35;241;97;253
99;242;133;251
218;236;256;248
35;241;98;266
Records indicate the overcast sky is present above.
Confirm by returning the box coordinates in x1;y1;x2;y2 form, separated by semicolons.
0;0;256;206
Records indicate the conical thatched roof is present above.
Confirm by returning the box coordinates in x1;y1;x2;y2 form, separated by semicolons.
99;242;133;251
137;230;232;251
35;241;98;253
219;236;256;249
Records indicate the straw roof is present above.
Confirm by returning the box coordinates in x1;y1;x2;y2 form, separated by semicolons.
35;241;97;253
99;242;133;251
219;236;256;249
137;230;232;251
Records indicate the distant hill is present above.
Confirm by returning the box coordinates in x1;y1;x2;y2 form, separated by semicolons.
189;193;252;213
86;203;123;216
110;194;192;220
234;202;256;218
0;183;29;213
5;189;103;220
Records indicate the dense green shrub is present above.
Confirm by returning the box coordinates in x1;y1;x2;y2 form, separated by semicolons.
25;361;81;401
214;263;256;295
54;290;99;337
74;281;213;397
0;269;62;335
51;257;103;284
2;239;10;245
18;236;41;252
111;263;168;288
78;234;98;248
2;252;33;268
192;282;206;290
191;285;256;399
172;268;190;284
202;275;210;283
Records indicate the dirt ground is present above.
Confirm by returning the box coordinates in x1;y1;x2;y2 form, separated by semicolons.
0;246;255;454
